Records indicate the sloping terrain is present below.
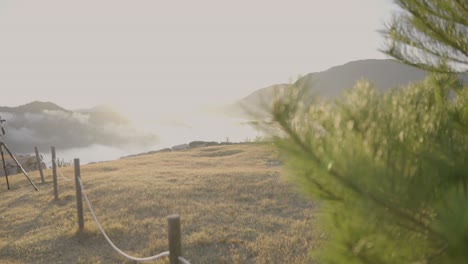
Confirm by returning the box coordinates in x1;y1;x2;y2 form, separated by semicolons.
0;144;319;263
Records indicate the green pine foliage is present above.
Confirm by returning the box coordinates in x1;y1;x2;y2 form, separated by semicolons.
381;0;468;73
270;74;468;263
268;1;468;262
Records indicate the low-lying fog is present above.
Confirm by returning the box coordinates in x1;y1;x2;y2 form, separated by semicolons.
1;105;260;164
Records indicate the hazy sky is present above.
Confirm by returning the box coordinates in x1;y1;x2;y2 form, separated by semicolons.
0;0;395;116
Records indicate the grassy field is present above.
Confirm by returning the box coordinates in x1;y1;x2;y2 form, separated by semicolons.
0;144;320;263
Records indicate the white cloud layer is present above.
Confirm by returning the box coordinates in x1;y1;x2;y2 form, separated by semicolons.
0;109;158;153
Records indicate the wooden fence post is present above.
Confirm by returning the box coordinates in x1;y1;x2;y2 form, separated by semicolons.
34;146;45;183
51;147;58;200
74;158;84;232
168;214;182;264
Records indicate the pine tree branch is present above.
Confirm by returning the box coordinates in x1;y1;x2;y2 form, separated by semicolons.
303;170;343;201
417;0;468;26
403;4;468;57
427;245;448;263
453;0;468;14
274;110;443;239
381;25;465;72
386;26;468;65
382;48;461;74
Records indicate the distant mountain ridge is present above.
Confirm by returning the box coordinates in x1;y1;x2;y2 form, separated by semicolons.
0;101;68;114
238;59;468;116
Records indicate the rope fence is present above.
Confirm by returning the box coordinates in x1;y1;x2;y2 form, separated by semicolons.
72;157;191;264
31;148;192;263
178;256;191;264
54;159;72;182
77;176;172;262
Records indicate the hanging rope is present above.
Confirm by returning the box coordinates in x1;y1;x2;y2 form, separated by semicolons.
179;256;191;264
77;176;173;262
52;159;72;182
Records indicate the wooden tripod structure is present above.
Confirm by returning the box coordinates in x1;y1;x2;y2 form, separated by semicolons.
0;116;38;191
0;142;38;191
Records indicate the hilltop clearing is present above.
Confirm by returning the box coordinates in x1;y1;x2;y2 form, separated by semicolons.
0;144;319;263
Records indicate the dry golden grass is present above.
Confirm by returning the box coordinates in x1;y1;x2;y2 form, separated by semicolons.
0;144;320;263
